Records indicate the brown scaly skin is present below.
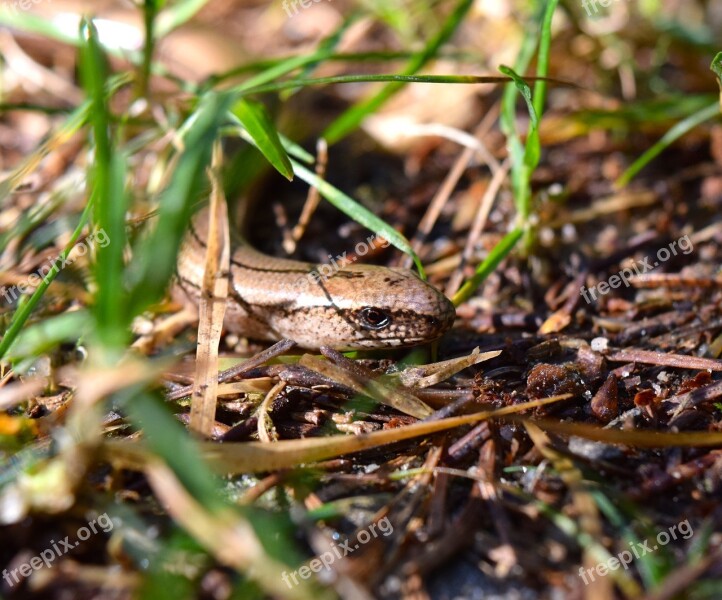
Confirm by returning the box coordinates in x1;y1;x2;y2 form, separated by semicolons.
174;207;456;350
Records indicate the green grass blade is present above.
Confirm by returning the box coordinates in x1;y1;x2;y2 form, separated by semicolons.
0;201;94;360
122;390;314;597
500;23;539;218
232;99;293;180
0;72;131;204
500;66;541;172
452;227;524;306
126;92;234;317
155;0;208;38
0;8;81;46
239;73;511;97
0;189;65;254
591;490;670;589
123;390;225;510
228;47;336;94
499;1;557;223
207;49;478;88
5;311;91;364
281;11;362;99
80;18;131;350
711;52;722;81
615;102;719;188
278;133;315;164
532;0;559;119
575;95;716;129
0;102;90;203
291;160;426;277
615;50;722;188
0;10;188;87
322;0;475;143
139;0;163;97
499;65;540;226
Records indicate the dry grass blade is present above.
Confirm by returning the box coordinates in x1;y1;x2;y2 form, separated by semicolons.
256;380;286;442
302;351;433;418
629;273;722;288
0;377;46;410
104;395;571;475
395;347;502;388
166;338;296;401
606;349;722;371
547;191;658;228
519;418;722;447
189;143;231;437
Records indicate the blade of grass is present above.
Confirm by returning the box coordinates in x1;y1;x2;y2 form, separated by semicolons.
126;91;234;317
513;417;722;447
106;395;571;474
120;388;317;598
155;0;208;38
280;11;363;99
527;495;640;597
616;53;722;188
711;52;722;83
291;160;426;276
0;188;65;254
452;2;558;308
532;0;559;119
207;48;480;89
500;0;557;223
591;490;669;590
0;201;94;360
499;64;542;228
500;31;539;218
500;65;541;172
226;47;338;94
80;18;130;352
0;8;83;47
232;99;293;181
140;459;319;600
0;73;132;204
4;310;91;364
0;10;188;88
0;102;90;203
322;0;475;143
123;389;226;510
615;102;720;188
239;73;518;97
139;0;163;97
452;227;524;306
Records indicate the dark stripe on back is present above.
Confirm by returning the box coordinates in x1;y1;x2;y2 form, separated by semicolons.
189;219;314;276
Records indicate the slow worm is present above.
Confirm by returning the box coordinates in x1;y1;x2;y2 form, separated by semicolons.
174;206;455;350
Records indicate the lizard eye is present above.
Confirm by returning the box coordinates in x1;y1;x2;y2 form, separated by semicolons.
359;307;392;330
